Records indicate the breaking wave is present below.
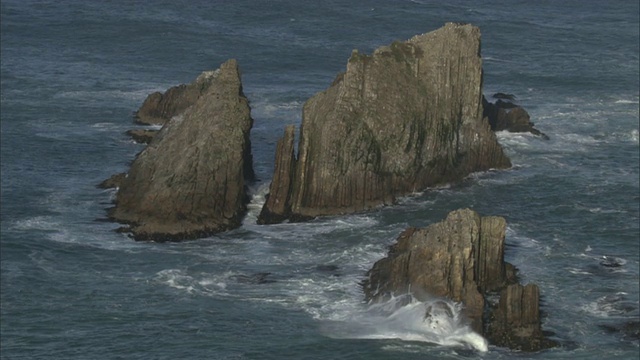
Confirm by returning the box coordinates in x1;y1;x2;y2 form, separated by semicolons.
320;294;488;352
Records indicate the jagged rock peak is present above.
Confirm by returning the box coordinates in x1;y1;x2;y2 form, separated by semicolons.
258;23;511;224
109;59;255;241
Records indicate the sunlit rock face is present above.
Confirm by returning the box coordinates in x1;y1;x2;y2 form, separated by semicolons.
259;23;510;224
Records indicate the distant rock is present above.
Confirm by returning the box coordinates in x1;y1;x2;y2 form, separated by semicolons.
483;95;549;139
108;59;255;241
362;208;557;351
135;70;220;126
258;23;511;224
126;129;158;144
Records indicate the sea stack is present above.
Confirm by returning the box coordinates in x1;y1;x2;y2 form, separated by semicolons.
258;23;511;224
109;59;255;241
362;208;557;351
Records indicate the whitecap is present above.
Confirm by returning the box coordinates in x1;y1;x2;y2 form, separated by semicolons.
12;216;59;231
568;268;592;275
581;293;638;318
321;295;488;352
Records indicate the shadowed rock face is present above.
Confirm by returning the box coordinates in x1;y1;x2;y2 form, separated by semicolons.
362;209;557;351
258;23;511;224
487;283;558;351
482;95;549;139
109;59;255;241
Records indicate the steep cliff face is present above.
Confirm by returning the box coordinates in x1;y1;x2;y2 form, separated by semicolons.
259;23;511;224
109;59;255;241
361;209;557;351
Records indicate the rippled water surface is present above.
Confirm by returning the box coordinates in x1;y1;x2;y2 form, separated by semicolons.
1;1;638;359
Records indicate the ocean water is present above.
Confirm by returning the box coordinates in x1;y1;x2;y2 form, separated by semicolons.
1;0;638;359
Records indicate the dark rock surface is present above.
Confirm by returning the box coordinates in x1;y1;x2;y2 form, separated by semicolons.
126;129;158;144
600;321;640;342
362;208;557;351
97;173;126;189
486;283;558;351
483;95;549;139
108;59;255;241
259;23;511;224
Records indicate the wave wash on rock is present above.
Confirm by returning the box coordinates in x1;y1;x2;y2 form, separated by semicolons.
258;23;511;224
109;59;255;241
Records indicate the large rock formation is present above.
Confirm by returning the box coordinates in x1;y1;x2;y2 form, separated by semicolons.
108;59;255;241
258;23;511;224
362;209;557;351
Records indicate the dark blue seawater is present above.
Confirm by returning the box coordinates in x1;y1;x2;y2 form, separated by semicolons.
1;1;638;359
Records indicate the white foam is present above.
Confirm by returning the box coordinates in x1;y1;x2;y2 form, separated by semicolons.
581;293;636;318
12;216;59;231
322;295;488;352
242;182;271;224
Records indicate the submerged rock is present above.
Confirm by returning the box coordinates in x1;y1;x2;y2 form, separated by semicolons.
258;23;511;224
362;208;557;351
109;59;255;241
600;321;640;342
232;272;276;285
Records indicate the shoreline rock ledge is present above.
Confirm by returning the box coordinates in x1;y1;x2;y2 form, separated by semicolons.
108;59;255;241
258;23;511;224
362;208;558;351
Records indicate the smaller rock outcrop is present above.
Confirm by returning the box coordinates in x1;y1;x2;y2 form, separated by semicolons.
125;129;158;144
108;59;255;241
362;208;557;351
97;173;126;189
135;71;220;126
257;125;297;225
483;95;549;139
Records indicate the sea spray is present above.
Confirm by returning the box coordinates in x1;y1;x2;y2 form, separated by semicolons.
321;294;488;352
